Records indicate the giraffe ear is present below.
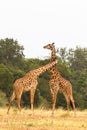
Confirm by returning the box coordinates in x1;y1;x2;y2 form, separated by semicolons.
52;43;55;45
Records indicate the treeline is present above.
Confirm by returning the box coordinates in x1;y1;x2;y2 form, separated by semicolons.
0;38;87;109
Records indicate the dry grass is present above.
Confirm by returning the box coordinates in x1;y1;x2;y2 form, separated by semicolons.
0;107;87;130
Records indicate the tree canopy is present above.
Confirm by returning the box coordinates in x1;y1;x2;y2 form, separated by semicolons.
0;38;24;68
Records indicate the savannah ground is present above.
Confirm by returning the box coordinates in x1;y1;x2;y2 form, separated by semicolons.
0;107;87;130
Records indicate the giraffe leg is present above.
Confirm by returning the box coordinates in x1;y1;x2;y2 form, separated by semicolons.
70;96;76;116
51;89;58;115
7;91;16;114
64;93;70;112
16;88;23;112
52;93;57;115
16;97;21;112
30;88;35;115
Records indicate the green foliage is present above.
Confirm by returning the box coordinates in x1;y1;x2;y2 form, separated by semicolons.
0;38;24;68
56;93;66;108
22;89;43;108
57;59;72;80
71;47;87;71
0;64;13;97
10;68;25;82
38;77;51;102
23;58;41;72
0;90;8;106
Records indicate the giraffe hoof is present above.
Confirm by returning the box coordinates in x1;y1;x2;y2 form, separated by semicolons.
51;112;54;117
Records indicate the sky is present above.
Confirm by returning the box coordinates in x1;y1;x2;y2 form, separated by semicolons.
0;0;87;59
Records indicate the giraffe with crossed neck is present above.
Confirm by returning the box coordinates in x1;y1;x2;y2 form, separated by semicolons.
43;43;76;115
7;59;57;114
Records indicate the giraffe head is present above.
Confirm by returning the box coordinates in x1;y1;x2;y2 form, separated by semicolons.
43;43;55;50
43;43;57;61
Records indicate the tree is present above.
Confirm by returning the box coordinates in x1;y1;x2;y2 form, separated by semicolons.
70;47;87;71
0;90;8;106
23;58;41;72
57;48;68;62
0;64;13;97
0;38;24;68
67;47;87;109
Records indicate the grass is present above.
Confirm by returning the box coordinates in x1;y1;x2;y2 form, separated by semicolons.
0;107;87;130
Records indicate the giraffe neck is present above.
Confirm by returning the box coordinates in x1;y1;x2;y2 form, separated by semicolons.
49;47;58;75
50;47;57;61
28;60;57;77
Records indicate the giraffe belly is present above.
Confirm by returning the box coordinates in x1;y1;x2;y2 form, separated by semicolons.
23;86;31;92
22;81;31;92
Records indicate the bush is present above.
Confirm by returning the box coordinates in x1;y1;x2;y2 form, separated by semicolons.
0;90;8;106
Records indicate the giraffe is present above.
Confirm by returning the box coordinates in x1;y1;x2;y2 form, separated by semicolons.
7;59;57;114
43;43;76;115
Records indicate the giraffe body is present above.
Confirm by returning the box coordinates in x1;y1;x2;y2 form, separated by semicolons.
43;43;76;115
7;60;57;114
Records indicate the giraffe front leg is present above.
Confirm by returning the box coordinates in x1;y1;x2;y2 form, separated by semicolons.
51;89;58;116
16;88;23;113
16;97;21;112
30;88;35;115
52;94;56;115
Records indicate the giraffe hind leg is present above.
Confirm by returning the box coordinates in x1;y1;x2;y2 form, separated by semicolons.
7;91;16;114
63;93;70;112
69;96;76;116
